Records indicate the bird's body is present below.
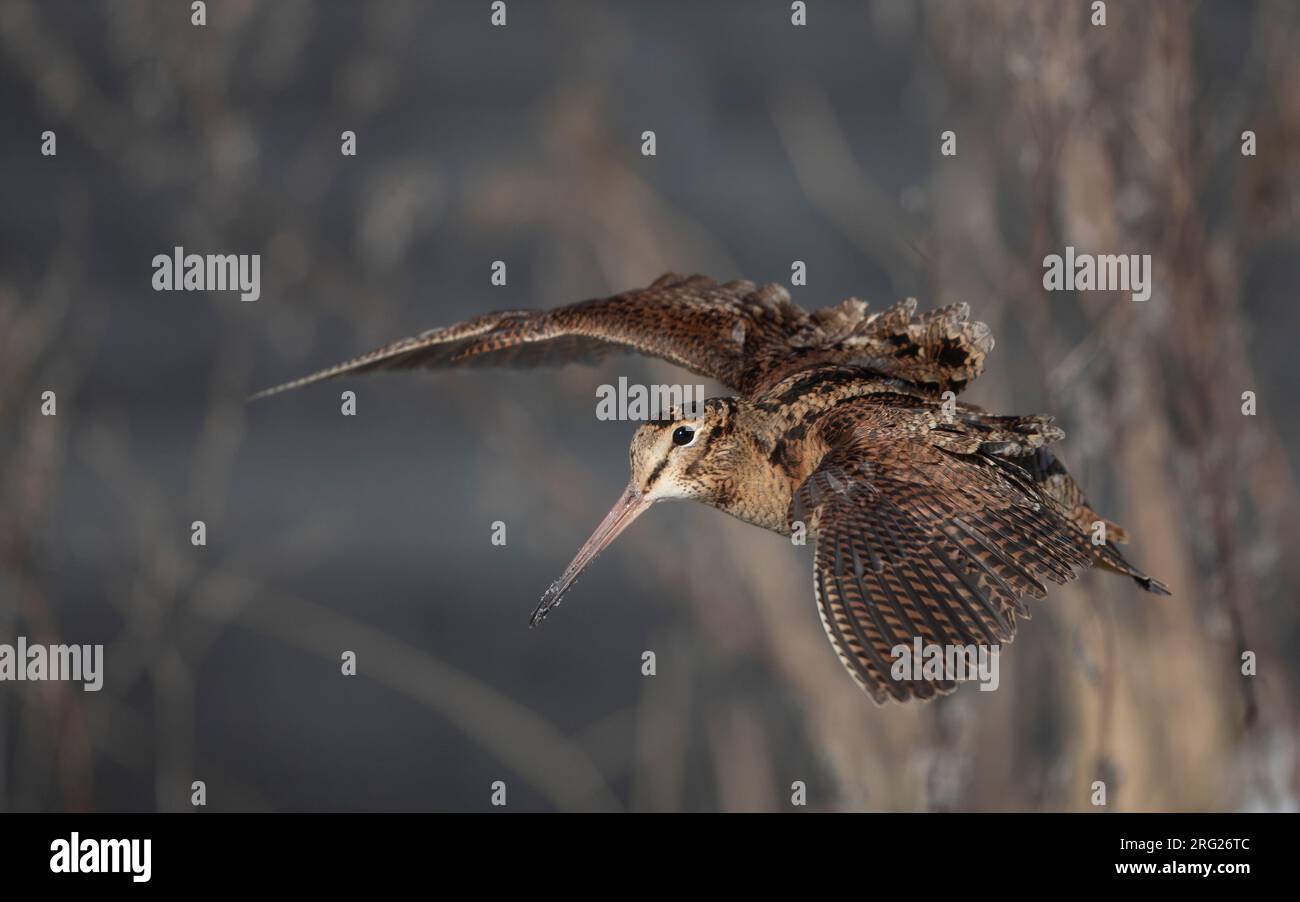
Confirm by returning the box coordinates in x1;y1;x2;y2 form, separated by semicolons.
255;273;1169;703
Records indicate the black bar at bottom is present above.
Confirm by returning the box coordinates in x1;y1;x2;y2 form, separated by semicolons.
0;812;1283;888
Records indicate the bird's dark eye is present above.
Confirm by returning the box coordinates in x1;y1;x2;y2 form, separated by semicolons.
672;426;695;446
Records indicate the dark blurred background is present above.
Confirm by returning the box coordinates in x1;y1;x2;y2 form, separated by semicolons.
1;0;1297;812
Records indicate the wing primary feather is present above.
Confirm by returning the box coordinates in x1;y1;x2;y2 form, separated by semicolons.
832;531;907;698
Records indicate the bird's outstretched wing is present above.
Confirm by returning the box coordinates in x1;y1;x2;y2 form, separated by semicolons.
251;274;995;400
250;274;809;400
946;406;1171;595
791;399;1094;703
996;444;1171;595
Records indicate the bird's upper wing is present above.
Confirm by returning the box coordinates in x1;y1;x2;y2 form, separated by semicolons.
250;274;811;400
251;274;996;400
791;398;1092;703
770;296;994;396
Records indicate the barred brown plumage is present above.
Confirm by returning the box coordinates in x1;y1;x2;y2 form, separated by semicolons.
254;273;1169;702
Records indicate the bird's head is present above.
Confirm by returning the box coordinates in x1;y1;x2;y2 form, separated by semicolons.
627;397;737;501
529;398;738;626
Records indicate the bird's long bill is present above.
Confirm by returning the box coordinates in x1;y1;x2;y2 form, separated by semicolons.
529;483;652;627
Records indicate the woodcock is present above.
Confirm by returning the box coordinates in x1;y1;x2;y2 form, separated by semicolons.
254;274;1170;702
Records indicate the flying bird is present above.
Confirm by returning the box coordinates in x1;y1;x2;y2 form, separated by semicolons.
253;274;1169;702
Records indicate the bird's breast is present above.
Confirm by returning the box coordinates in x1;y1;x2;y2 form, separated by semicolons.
703;424;825;537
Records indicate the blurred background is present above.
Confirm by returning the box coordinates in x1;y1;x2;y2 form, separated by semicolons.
1;0;1297;812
